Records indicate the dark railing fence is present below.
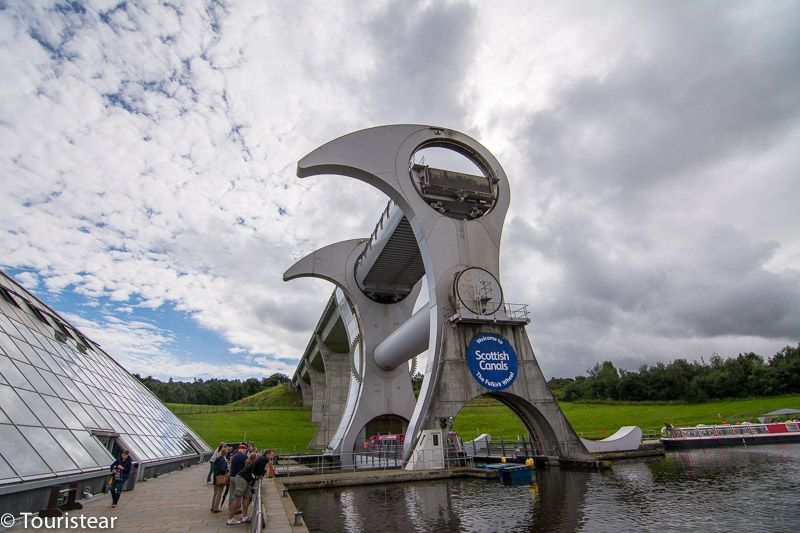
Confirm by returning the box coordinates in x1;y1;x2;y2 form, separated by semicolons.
167;404;305;415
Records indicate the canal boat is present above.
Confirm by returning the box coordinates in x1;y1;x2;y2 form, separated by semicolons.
660;421;800;449
478;463;534;484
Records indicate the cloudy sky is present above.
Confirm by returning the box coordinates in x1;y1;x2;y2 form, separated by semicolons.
1;0;797;381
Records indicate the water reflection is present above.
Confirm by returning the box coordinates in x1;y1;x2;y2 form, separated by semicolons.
291;445;800;533
292;468;589;532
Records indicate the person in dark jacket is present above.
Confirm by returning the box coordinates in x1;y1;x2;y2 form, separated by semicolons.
229;444;248;478
109;450;132;508
210;446;229;512
227;453;268;525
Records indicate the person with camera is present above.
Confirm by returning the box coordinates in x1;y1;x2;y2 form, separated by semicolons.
109;450;132;508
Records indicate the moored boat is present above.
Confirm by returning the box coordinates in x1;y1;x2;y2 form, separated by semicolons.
660;421;800;449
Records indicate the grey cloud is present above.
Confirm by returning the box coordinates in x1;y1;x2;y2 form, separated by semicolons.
362;0;479;125
518;1;800;200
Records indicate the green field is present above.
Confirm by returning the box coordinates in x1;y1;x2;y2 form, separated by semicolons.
171;394;800;450
175;409;316;452
453;395;800;440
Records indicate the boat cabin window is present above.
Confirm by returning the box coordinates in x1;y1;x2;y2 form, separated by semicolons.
732;426;750;435
698;428;714;437
750;425;768;434
716;426;732;435
786;424;799;432
681;429;698;437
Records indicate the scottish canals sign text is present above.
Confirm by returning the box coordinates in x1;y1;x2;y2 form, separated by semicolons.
466;333;518;391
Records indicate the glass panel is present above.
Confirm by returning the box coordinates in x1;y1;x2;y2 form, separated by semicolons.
16;341;40;363
82;404;112;431
0;334;27;361
0;451;19;482
58;376;88;403
79;384;100;406
15;362;56;396
118;412;139;434
130;434;156;460
39;369;69;397
27;348;49;369
119;437;145;462
0;313;16;334
15;389;65;428
0;424;52;476
0;384;38;424
64;400;94;427
19;426;79;472
49;428;99;469
38;350;65;376
0;355;33;389
71;431;114;465
42;395;83;429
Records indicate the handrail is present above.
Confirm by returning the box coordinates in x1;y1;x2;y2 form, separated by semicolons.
275;448;472;477
249;478;264;533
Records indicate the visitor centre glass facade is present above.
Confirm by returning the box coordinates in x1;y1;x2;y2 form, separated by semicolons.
0;270;210;510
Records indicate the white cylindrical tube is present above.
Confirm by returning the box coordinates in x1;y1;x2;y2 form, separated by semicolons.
373;303;431;370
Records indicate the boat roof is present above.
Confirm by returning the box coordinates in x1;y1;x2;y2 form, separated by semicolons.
763;408;800;416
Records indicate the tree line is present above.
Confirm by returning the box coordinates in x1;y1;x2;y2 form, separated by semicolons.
548;344;800;403
134;372;290;405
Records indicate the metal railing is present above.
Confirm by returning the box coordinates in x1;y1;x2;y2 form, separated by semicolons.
275;447;472;477
249;479;265;533
463;437;543;458
449;301;531;325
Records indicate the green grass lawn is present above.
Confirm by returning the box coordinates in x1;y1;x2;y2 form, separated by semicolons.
175;409;316;452
452;395;800;440
172;394;800;450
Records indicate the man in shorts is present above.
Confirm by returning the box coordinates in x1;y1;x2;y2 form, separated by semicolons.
227;451;268;525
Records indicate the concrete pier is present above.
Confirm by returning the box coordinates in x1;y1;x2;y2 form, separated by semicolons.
279;467;496;490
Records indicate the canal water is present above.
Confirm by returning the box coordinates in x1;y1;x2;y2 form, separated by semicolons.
291;444;800;532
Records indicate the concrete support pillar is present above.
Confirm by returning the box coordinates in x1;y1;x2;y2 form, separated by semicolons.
297;376;313;409
308;365;326;425
308;338;351;449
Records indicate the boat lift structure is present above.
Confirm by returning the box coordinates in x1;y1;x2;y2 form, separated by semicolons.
286;125;591;468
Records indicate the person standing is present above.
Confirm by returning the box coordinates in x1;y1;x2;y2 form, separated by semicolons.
227;452;268;525
229;444;248;479
109;450;132;508
211;446;229;513
207;442;225;483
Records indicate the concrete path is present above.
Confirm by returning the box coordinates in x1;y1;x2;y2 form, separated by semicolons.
40;463;307;533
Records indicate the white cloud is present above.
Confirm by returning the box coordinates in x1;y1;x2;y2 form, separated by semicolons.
0;1;797;382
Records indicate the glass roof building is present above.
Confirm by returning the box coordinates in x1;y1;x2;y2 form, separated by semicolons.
0;270;211;515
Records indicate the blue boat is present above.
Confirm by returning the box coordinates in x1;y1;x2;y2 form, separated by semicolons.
479;463;534;484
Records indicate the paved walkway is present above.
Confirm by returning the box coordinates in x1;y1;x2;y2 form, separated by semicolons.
42;464;307;533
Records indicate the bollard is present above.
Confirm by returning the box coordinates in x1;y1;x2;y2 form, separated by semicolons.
294;511;303;526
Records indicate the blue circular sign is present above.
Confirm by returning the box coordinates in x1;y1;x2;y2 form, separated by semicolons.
466;333;518;391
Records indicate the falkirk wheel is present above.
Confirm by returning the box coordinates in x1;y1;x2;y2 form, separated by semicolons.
285;124;591;468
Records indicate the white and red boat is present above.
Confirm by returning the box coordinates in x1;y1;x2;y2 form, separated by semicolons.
660;421;800;449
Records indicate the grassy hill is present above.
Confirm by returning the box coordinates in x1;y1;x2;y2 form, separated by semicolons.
177;409;315;452
167;384;312;451
229;382;303;408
